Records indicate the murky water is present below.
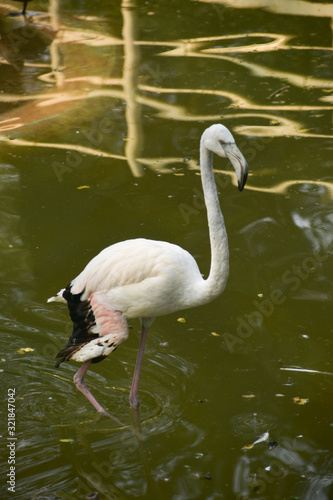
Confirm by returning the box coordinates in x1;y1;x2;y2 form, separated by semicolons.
0;0;332;499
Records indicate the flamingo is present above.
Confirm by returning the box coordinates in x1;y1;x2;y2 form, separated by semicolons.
48;124;248;416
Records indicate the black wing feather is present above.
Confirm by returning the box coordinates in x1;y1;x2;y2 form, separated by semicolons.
55;285;99;367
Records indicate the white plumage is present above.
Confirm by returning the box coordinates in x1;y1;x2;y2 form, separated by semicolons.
72;239;217;316
48;124;248;417
71;332;127;362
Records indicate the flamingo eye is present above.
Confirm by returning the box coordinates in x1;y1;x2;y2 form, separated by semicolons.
220;140;233;152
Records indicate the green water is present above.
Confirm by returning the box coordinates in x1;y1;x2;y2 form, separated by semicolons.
0;0;332;499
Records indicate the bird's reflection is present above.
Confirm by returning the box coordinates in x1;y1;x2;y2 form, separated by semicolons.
233;436;333;499
10;0;32;16
0;3;55;72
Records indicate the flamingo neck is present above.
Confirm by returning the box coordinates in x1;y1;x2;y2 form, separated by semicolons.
200;144;229;301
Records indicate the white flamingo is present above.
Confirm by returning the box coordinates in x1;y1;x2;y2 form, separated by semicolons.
48;124;248;416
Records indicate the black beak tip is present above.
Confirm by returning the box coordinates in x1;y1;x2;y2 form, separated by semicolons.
238;166;248;192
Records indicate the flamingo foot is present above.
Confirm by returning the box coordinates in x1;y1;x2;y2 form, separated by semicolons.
74;360;125;425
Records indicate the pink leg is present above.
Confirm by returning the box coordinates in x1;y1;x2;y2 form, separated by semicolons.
73;360;124;425
129;325;149;409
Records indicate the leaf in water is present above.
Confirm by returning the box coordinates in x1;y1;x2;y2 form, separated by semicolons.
211;332;220;337
242;444;254;450
275;393;285;397
177;317;186;323
242;394;256;398
17;347;34;354
293;396;309;405
60;438;75;443
77;185;90;189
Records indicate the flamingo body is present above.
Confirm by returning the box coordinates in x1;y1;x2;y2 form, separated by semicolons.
48;124;249;415
53;238;221;318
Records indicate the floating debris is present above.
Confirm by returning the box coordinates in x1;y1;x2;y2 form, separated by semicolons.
293;396;309;405
266;86;290;100
17;347;34;354
281;367;333;376
242;431;270;451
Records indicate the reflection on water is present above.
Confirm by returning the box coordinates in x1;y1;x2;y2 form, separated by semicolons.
202;0;333;19
231;411;276;438
233;436;333;500
0;0;332;176
0;163;33;309
0;0;332;498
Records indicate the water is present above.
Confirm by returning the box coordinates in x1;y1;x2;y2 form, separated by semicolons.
0;0;332;498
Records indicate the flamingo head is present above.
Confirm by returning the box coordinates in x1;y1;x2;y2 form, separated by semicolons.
201;124;248;191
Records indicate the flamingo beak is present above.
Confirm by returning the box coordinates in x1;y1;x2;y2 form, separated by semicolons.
223;143;248;191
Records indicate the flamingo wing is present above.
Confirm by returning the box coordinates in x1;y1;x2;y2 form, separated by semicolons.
55;286;128;366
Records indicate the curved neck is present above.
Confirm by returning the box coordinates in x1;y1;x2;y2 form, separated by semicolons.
200;144;229;301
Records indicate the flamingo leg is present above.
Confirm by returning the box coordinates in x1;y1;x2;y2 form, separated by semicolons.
129;325;149;409
73;360;124;425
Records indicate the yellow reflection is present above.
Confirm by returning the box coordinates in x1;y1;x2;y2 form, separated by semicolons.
0;0;332;175
0;135;125;160
211;170;333;199
198;0;333;19
121;0;144;176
